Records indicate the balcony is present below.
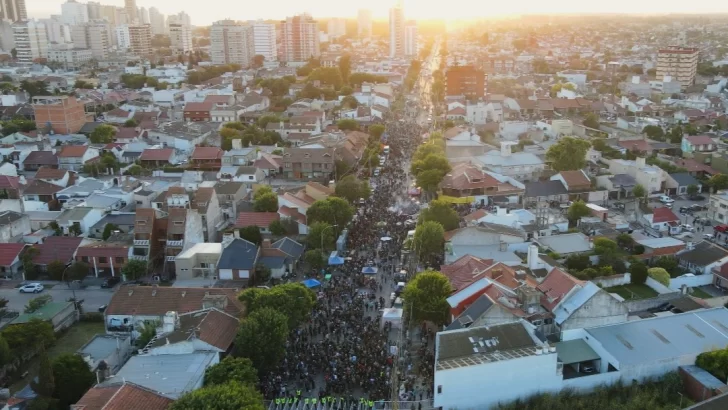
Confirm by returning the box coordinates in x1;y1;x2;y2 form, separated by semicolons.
134;239;150;246
166;255;176;262
131;255;148;261
167;239;184;247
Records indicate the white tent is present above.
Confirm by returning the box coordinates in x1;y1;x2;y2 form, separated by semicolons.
381;308;403;329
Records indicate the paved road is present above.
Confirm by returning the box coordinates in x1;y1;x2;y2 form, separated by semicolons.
0;285;115;313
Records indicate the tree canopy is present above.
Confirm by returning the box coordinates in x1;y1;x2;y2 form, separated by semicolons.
647;267;670;287
567;200;591;224
307;222;336;250
402;270;452;325
306;197;354;228
170;382;265;410
239;226;263;246
52;353;96;408
545;137;591;172
413;221;445;265
419;200;460;231
89;124;116;144
204;357;258;387
238;283;316;330
233;308;289;375
121;259;147;281
334;176;371;204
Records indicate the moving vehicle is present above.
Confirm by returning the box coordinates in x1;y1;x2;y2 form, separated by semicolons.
19;283;44;293
383;145;390;155
680;224;694;232
101;276;121;288
659;195;674;204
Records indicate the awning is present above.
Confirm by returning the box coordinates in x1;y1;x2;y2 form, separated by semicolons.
328;251;345;265
438;194;475;204
302;279;321;288
555;339;600;364
362;266;378;275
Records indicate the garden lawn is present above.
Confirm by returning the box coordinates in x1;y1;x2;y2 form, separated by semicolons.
604;284;659;300
689;287;714;299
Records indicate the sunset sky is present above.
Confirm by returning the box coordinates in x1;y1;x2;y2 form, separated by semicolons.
27;0;728;26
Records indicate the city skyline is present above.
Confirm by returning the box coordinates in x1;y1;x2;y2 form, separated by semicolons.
25;0;728;26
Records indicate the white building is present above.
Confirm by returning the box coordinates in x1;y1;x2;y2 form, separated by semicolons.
168;22;192;54
279;14;320;63
404;21;417;57
0;20;14;51
357;9;372;38
48;45;92;70
210;20;254;67
388;2;404;58
137;6;149;25
327;17;346;40
41;16;72;44
250;20;277;63
434;308;728;410
148;7;166;35
60;0;89;25
115;25;131;49
13;20;48;65
71;21;111;60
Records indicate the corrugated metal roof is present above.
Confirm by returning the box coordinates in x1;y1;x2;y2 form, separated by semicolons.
553;282;600;325
636;237;685;248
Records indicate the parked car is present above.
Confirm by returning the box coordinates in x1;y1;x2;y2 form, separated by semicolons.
691;204;707;211
101;276;121;288
681;224;694;232
19;283;44;293
679;206;692;214
689;195;706;201
659;195;674;204
704;233;715;240
715;225;728;233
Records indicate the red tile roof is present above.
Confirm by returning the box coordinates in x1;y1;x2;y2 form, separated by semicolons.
618;139;651;152
32;236;84;265
106;108;131;117
115;127;139;140
195;309;240;350
0;175;21;190
183;101;214;112
35;167;67;181
0;243;25;266
57;145;88;158
23;151;58;166
463;209;487;223
440;255;494;292
652;207;680;223
204;95;232;104
441;163;501;191
279;205;306;224
191;146;223;160
447;107;466;115
73;383;174;410
537;268;584;312
139;148;174;161
23;179;63;195
234;212;280;228
558;170;591;188
76;244;130;259
686;135;715;146
105;287;244;317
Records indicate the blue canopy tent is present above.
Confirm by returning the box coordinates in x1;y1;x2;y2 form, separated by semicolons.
302;278;321;288
361;266;378;275
328;251;345;266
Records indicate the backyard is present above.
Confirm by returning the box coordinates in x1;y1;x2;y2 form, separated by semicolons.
689;287;714;299
9;321;105;393
605;284;659;300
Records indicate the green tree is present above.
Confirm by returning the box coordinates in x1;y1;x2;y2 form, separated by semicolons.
170;382;265;410
46;260;66;281
204;357;258;387
697;348;728;382
135;321;158;348
306;197;354;228
102;223;120;240
545;137;591;171
338;54;351;83
687;184;699;197
268;220;286;237
648;267;670;287
348;72;388;87
413;144;444;162
340;95;359;109
124;119;139;127
1;318;54;358
66;261;89;282
306;221;336;250
567;200;590;224
565;254;591;271
593;238;618;255
416;169;446;194
308;67;343;89
632;184;646;203
334;175;371;204
413;221;445;265
233;308;288;375
402;270;452;325
339;85;353;96
239;226;263;246
642;125;665;140
252;54;265;69
238;283;315;330
582;113;600;129
304;249;326;271
121;259;147;281
630;261;648;285
32;350;55;398
419;199;460;231
410;153;451;177
52;353;95;408
709;174;728;192
89;124;116;143
654;256;679;276
0;334;10;368
24;295;52;313
251;264;271;286
253;192;278;212
337;119;359;131
369;124;385;139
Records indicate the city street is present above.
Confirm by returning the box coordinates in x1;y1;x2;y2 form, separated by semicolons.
0;283;115;313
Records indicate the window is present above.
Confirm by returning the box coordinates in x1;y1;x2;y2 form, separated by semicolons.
115;257;124;264
174;221;184;226
437;386;442;394
81;256;89;263
249;175;254;180
99;257;107;263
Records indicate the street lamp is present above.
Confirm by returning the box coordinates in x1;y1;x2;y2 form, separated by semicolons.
61;264;78;309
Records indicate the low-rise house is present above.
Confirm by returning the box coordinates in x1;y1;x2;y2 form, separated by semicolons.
0;211;31;243
440;163;524;206
473;142;545;182
258;237;304;278
75;233;132;278
73;382;174;410
0;243;26;277
682;135;716;154
105;108;134;124
57;145;100;172
277;182;333;235
139;148;175;167
444;223;526;265
643;207;681;234
34;167;72;187
175;242;222;281
604;157;665;194
636;237;686;261
190;146;223;170
215;181;247;220
666;172;702;196
536;233;593;256
523;180;568;205
679;241;728;275
9;301;77;332
280;147;334;180
56;206;104;236
222;147;255;167
146;121;214;151
254;153;282;177
183;101;213;122
142;309;239;356
217;236;260;281
22;180;63;210
0;176;21;200
77;334;132;374
31;236;83;273
22;151;58;171
234;212;280;233
88;212;136;239
218;166;264;183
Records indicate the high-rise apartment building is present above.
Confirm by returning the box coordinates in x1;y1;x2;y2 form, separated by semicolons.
124;0;137;23
0;0;27;22
445;65;487;101
357;9;372;38
115;25;130;49
138;7;150;25
128;24;151;57
72;20;110;60
60;0;89;25
210;20;254;66
404;21;417;57
148;7;166;35
250;20;277;63
0;20;15;51
168;11;191;27
98;4;118;25
280;14;320;63
327;18;346;40
656;46;699;88
87;1;101;20
42;16;72;44
169;22;192;54
389;2;405;58
13;20;48;65
32;96;87;134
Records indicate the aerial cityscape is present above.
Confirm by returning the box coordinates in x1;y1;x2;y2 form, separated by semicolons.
1;0;728;409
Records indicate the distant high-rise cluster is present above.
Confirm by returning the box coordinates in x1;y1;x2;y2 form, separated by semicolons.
279;14;320;62
389;1;405;58
357;9;372;38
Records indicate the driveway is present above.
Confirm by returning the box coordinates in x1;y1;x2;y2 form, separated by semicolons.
0;285;116;314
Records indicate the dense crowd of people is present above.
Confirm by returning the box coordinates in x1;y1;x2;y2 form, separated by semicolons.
261;120;431;407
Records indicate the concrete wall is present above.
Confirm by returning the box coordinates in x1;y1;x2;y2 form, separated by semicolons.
593;274;630;288
645;277;673;294
669;274;714;290
562;291;629;330
622;292;682;313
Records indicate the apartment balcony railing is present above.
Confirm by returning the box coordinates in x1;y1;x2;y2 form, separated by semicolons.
166;255;176;262
167;239;184;247
131;255;148;261
133;239;150;246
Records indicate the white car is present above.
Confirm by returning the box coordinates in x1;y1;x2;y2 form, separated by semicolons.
19;283;44;293
681;224;694;232
659;195;674;204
